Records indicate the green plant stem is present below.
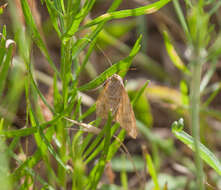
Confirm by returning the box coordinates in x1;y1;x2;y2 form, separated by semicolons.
190;60;204;190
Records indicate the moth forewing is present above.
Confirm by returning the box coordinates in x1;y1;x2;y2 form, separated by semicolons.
115;88;137;139
96;86;110;119
96;74;124;118
96;74;137;139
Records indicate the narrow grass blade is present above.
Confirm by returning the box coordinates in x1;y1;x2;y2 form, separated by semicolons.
173;0;190;40
0;114;62;138
121;168;128;190
53;74;63;112
162;28;190;75
180;80;189;106
0;26;7;66
172;118;221;176
72;22;105;61
82;0;171;29
108;0;122;12
131;80;150;106
29;109;68;172
88;114;112;190
20;0;59;76
0;41;14;95
62;0;96;41
78;103;96;121
8;147;55;190
208;33;221;61
29;68;54;113
78;36;141;91
143;147;160;190
12;149;42;180
106;129;126;161
79;133;94;156
96;29;169;80
71;130;89;189
45;0;62;37
200;59;217;93
84;124;119;164
203;83;221;108
0;137;12;190
67;0;81;15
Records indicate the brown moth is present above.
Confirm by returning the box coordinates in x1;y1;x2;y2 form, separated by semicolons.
96;74;137;139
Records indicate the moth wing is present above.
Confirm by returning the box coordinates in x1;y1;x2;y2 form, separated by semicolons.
96;76;123;119
96;86;110;119
115;88;137;139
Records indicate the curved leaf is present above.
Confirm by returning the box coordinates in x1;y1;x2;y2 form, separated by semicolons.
78;35;141;91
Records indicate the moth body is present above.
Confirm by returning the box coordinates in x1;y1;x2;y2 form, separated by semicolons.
96;74;137;139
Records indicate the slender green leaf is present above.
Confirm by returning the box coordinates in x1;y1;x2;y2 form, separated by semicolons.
200;59;217;93
121;169;128;190
29;108;68;172
173;0;191;40
162;29;190;74
72;22;105;61
131;80;150;106
106;129;126;161
45;0;62;37
144;151;160;190
0;118;4;131
82;0;171;29
8;147;55;190
0;137;12;190
96;29;169;80
78;103;96;121
84;123;119;164
203;84;221;108
0;25;7;67
20;0;59;76
172;119;221;176
62;0;96;41
108;0;122;12
0;114;62;138
88;114;112;189
0;42;14;95
12;149;42;180
78;36;141;91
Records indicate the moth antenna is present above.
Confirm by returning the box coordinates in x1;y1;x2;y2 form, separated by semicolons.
96;44;112;66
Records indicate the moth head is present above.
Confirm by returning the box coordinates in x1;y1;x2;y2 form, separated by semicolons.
109;74;124;85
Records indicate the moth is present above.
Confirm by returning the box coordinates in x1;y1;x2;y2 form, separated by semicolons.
96;74;137;139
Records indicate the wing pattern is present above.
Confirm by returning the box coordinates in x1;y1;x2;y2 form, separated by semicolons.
96;74;137;139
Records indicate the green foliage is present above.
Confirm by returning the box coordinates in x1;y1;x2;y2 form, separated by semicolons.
144;151;160;190
111;155;145;172
0;120;12;190
156;0;221;189
162;29;190;75
0;0;172;189
172;119;221;176
0;26;15;95
2;0;221;189
78;36;141;91
130;81;152;127
81;0;171;29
